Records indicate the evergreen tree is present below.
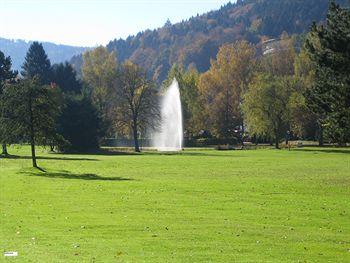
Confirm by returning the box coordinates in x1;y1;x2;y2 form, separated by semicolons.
57;94;102;152
305;1;350;145
51;62;82;94
21;42;52;85
0;51;18;155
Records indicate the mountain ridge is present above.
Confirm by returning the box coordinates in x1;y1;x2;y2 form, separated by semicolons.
0;37;89;72
103;0;348;82
1;0;349;81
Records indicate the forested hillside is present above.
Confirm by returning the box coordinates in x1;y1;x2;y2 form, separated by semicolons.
0;38;88;72
99;0;347;83
2;0;348;81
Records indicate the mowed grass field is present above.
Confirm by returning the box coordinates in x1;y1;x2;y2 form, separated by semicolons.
0;146;349;262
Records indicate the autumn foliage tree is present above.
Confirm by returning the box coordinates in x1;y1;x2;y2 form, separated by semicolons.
82;46;117;133
292;49;319;141
198;41;256;141
243;75;296;149
115;61;159;152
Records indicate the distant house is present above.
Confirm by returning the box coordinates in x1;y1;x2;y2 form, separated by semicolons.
262;38;280;55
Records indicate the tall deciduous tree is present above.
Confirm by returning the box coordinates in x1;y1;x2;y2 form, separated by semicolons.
253;33;304;146
115;61;159;152
242;74;295;149
198;41;256;141
0;51;18;155
1;78;60;168
82;46;117;132
305;1;350;145
21;42;51;85
292;49;319;141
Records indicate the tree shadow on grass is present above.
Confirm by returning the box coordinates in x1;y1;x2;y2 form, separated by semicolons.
293;148;350;155
1;154;99;161
21;170;133;181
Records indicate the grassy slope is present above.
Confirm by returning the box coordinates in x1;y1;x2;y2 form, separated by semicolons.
0;146;349;262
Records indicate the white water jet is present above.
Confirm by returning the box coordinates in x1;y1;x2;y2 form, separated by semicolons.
153;78;183;151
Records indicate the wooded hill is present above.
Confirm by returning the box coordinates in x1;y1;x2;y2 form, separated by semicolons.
95;0;348;83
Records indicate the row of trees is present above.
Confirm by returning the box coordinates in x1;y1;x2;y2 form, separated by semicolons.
164;36;300;148
0;42;158;167
305;1;350;145
81;46;159;152
0;2;348;167
161;2;349;148
0;42;100;167
244;2;349;147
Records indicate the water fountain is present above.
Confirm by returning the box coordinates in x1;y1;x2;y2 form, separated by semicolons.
153;78;183;151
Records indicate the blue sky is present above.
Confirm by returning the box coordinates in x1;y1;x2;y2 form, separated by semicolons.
1;0;231;47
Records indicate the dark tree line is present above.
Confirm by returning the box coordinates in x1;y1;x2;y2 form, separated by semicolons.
0;51;18;155
0;42;103;168
1;78;61;167
305;1;350;146
0;41;160;167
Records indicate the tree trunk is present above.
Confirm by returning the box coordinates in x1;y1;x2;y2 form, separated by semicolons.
132;119;140;152
2;144;8;155
29;96;37;168
31;141;37;168
285;131;291;150
318;123;324;147
241;119;245;147
275;128;280;149
274;121;281;149
275;136;280;149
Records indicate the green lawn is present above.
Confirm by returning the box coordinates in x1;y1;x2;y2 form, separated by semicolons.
0;146;349;262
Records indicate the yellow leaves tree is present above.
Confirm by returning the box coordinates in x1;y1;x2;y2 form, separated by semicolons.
82;46;117;129
242;74;296;149
115;61;159;152
290;48;318;139
198;40;256;141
